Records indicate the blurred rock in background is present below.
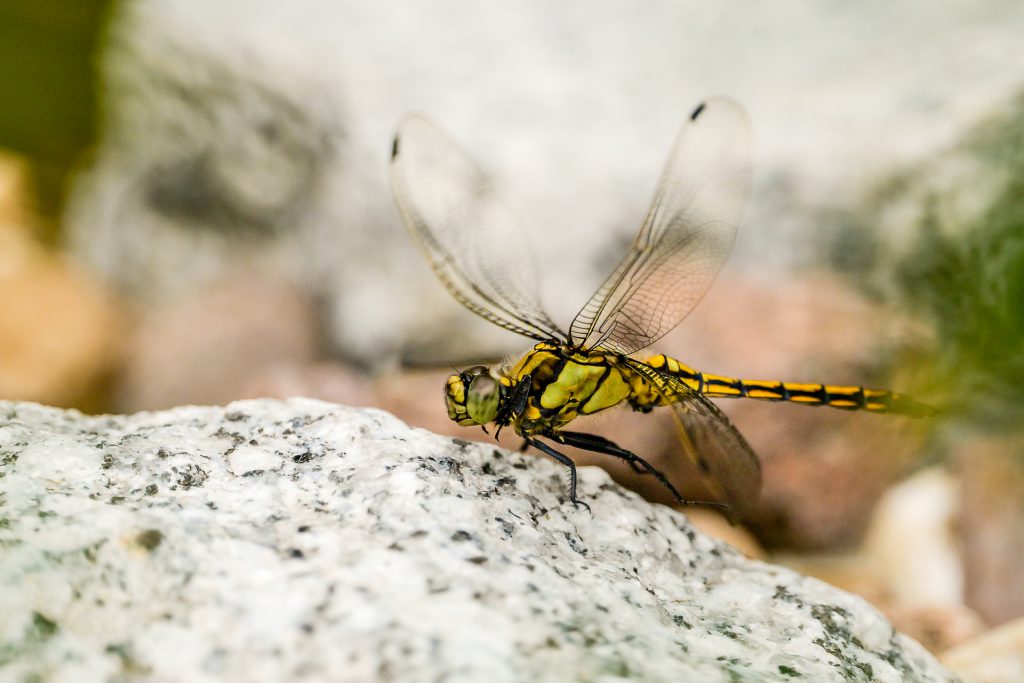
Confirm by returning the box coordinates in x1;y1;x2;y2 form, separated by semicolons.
65;0;1024;372
0;153;122;411
941;617;1024;683
955;434;1024;627
781;468;987;655
115;268;323;410
827;92;1024;432
828;91;1024;630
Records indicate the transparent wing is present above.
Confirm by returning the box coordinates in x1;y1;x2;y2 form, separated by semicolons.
628;359;762;517
391;116;565;342
570;98;753;355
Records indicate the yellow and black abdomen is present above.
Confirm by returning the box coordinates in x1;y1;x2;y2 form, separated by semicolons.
644;354;936;418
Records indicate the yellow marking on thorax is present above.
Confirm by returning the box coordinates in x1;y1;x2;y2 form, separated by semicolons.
522;402;542;421
539;360;605;410
581;369;630;414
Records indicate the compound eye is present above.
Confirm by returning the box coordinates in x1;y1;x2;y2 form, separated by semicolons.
466;372;501;425
460;365;489;383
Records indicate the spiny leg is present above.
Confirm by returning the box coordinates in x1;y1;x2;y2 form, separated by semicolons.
524;437;591;513
550;430;732;515
552;431;648;475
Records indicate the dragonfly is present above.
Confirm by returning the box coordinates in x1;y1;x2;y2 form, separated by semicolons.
390;98;936;516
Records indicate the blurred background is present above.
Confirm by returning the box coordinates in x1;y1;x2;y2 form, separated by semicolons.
2;0;1022;677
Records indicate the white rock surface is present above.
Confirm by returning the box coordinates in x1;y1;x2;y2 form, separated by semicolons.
0;399;958;682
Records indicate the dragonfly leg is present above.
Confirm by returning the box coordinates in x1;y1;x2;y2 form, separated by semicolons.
551;430;731;515
524;437;591;513
553;431;648;474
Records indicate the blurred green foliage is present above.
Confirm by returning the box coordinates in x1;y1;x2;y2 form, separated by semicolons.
0;1;110;227
886;98;1024;430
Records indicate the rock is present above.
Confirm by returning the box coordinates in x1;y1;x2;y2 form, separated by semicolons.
778;469;986;655
862;468;964;609
116;269;321;411
860;468;985;653
0;153;123;411
779;552;984;656
0;399;959;682
0;255;122;409
941;617;1024;683
955;432;1024;626
684;508;767;559
238;360;379;409
885;606;986;658
66;1;1024;368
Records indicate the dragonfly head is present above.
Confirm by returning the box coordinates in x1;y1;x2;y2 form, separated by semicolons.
445;366;502;426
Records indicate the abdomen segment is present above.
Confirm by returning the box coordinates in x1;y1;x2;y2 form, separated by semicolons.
644;354;936;417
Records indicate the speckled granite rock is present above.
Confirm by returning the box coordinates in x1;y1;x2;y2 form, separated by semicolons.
0;399;958;682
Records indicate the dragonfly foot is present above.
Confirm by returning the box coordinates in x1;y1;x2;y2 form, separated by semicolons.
571;498;592;514
525;436;591;513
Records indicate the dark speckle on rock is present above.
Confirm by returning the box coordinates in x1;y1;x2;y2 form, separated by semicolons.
134;529;163;551
494;517;515;538
292;450;315;463
30;612;58;641
562;532;588;556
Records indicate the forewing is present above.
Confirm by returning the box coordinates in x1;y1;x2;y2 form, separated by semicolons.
628;359;762;517
391;116;564;342
570;98;752;355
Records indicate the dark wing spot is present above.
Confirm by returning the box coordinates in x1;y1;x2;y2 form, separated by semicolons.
690;102;707;121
